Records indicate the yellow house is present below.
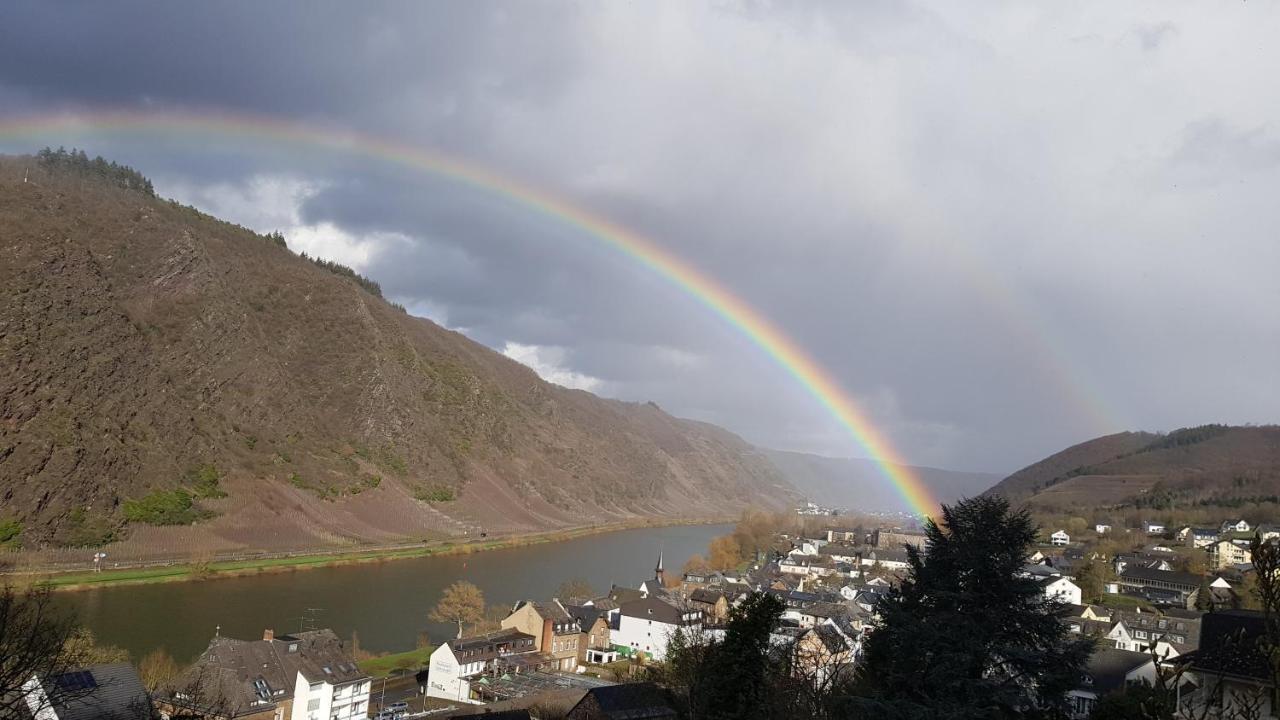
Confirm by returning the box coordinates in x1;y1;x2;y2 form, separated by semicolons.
501;600;581;672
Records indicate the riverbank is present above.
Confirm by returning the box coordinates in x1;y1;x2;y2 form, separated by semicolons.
5;516;730;593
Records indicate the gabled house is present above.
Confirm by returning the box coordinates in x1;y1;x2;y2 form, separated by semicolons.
22;663;152;720
1038;576;1082;605
1050;530;1070;546
1105;608;1200;657
1187;528;1220;548
861;548;910;571
1183;610;1275;719
565;604;617;665
502;600;582;672
1221;519;1251;534
161;629;370;720
612;597;702;661
1067;649;1156;719
791;622;858;685
687;588;729;623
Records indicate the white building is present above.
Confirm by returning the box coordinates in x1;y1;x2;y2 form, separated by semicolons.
425;629;537;703
1220;519;1251;533
1144;521;1165;535
1038;576;1082;606
291;667;370;720
613;597;702;661
1050;530;1070;546
1095;524;1112;535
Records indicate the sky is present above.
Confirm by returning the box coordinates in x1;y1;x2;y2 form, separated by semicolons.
2;1;1277;474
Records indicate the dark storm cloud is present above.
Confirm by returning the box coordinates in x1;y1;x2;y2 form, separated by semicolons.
2;1;1278;473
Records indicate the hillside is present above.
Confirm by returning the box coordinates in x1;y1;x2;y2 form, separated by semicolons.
0;153;797;561
984;425;1280;512
765;449;1000;512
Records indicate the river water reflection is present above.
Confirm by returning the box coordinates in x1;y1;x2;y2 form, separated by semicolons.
59;523;732;662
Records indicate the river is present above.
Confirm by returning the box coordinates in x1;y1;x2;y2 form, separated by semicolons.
58;523;733;662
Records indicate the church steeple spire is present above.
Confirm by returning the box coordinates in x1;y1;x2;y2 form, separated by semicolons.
655;547;666;586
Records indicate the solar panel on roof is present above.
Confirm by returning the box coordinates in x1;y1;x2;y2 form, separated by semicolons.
53;670;98;692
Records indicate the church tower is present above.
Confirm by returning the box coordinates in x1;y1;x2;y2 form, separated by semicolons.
655;548;666;586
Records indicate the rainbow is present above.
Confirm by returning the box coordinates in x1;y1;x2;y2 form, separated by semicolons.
0;109;941;517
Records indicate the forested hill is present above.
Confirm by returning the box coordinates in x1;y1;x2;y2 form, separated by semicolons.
984;425;1280;513
0;153;796;559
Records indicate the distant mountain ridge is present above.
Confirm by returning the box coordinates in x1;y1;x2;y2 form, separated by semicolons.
765;449;1001;513
984;425;1280;511
0;154;797;560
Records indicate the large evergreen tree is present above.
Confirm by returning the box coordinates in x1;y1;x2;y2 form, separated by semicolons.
854;495;1094;719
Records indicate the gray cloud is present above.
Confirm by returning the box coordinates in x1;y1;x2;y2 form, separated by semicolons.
3;1;1278;473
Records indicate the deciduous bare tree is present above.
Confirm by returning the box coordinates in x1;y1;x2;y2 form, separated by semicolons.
0;585;91;718
429;580;485;639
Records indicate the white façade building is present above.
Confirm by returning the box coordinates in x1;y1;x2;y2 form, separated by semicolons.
425;629;537;704
1038;575;1082;606
612;597;703;662
1050;530;1070;546
291;667;370;720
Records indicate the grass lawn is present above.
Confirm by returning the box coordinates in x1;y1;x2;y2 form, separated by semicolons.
1101;593;1155;611
358;646;435;677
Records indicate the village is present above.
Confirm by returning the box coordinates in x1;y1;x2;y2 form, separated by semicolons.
16;507;1280;720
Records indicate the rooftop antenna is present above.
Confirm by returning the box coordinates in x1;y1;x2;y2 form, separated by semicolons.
298;607;324;633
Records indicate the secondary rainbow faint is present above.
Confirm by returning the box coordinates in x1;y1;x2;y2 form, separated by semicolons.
0;108;942;518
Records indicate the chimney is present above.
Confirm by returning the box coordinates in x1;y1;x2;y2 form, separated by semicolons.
263;629;275;642
542;618;553;653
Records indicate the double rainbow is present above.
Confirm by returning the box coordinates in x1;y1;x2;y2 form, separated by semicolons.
0;109;941;517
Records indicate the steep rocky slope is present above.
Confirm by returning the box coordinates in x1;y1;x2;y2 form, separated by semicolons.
0;155;796;558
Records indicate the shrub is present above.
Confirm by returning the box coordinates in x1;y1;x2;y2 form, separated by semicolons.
415;485;457;503
123;489;206;525
186;464;228;498
56;508;118;547
0;518;21;548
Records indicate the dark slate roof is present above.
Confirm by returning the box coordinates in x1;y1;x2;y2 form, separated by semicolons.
171;629;365;717
689;588;725;604
1035;575;1073;588
565;603;605;631
869;548;911;564
608;586;647;605
569;682;675;720
1187;610;1269;681
618;597;696;626
40;663;151;720
449;628;538;661
1083;649;1152;695
1118;566;1202;589
1112;609;1202;651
